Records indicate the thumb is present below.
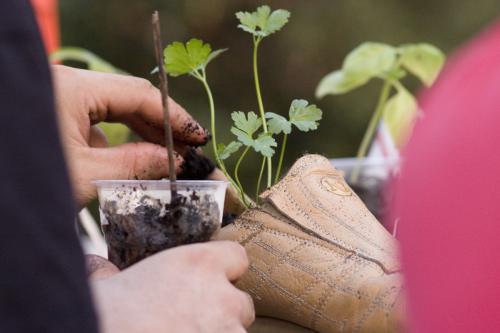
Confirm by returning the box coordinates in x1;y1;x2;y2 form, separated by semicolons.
86;255;120;280
88;142;183;181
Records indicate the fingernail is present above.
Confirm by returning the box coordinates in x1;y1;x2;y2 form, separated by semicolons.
176;121;210;147
204;128;212;145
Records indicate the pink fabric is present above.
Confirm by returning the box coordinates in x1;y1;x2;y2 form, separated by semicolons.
393;20;500;332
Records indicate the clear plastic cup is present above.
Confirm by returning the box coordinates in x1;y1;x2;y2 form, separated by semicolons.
93;180;229;269
330;157;399;226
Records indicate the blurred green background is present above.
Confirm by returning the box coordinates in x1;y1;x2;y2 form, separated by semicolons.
59;0;499;187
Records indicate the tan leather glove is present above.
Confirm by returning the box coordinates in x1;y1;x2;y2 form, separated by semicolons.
218;155;404;333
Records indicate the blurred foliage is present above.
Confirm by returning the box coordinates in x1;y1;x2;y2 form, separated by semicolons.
59;0;500;187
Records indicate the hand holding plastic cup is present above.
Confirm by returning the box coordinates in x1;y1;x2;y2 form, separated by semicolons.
94;180;228;269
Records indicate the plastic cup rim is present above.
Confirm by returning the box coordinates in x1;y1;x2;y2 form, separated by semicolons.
92;179;229;188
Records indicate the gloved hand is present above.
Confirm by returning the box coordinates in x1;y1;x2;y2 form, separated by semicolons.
218;155;405;333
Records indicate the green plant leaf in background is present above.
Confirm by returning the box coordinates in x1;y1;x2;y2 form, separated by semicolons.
289;99;323;132
343;42;397;84
315;42;397;98
164;39;226;77
97;122;131;146
236;5;290;38
398;43;445;86
383;86;418;146
265;112;292;134
315;70;368;97
218;141;243;160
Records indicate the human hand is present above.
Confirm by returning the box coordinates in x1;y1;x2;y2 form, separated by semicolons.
85;254;120;280
52;65;209;207
92;241;255;333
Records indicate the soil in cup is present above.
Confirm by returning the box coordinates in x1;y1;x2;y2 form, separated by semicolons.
101;186;220;269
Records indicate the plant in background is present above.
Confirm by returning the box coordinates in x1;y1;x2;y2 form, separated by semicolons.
164;5;322;206
316;42;445;182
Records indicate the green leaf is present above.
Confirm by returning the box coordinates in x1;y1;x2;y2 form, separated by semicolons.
315;70;368;97
230;111;276;157
98;123;131;146
230;111;262;146
236;5;290;38
384;67;407;81
218;142;243;160
231;111;262;136
230;127;254;146
235;12;257;33
289;99;323;132
398;43;445;86
164;39;225;77
383;86;418;146
342;42;397;85
206;48;228;66
265;112;292;134
253;134;277;157
265;9;290;35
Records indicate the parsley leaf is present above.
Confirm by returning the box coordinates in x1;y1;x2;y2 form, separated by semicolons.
253;134;277;157
231;111;262;137
164;39;226;77
236;5;290;38
230;111;276;157
265;112;292;134
289;99;323;132
217;142;243;160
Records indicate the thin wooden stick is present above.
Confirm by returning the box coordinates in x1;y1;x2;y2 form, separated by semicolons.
152;11;177;197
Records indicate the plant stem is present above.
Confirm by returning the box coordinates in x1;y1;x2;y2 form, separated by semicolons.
255;156;266;203
152;12;177;198
350;79;392;183
197;73;231;178
234;146;250;206
195;71;252;208
274;133;288;183
252;37;272;188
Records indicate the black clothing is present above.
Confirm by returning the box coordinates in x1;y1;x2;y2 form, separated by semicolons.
0;1;98;332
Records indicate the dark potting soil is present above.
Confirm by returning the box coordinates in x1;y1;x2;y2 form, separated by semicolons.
222;213;237;227
101;190;220;269
178;147;216;180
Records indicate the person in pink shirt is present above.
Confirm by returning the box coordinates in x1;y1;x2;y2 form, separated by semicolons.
393;19;500;332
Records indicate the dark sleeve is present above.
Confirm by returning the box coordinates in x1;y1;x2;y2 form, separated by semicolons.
0;1;99;332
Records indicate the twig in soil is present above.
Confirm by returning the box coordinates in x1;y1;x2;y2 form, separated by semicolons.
152;11;177;198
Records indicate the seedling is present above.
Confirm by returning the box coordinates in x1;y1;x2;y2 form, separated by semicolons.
163;5;322;207
316;42;445;182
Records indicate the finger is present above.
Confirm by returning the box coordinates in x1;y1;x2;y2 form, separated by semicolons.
206;241;249;282
77;68;209;145
86;255;120;280
87;142;183;181
238;291;255;328
89;125;108;148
